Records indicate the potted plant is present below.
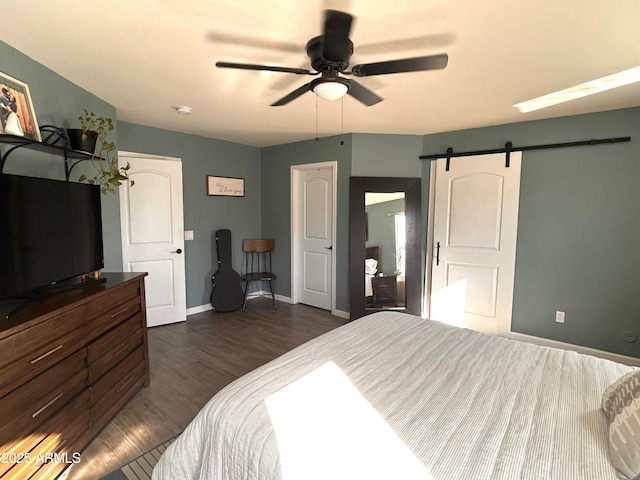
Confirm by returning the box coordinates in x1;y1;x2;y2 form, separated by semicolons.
74;110;134;194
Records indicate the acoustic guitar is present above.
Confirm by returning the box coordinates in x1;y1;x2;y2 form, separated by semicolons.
210;229;244;312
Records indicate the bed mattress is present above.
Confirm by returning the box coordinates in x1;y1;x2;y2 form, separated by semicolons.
152;311;632;480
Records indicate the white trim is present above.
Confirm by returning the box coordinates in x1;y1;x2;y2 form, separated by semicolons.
332;309;350;320
118;151;182;163
245;291;292;304
187;299;347;321
424;160;437;318
510;332;640;367
290;161;338;312
187;304;213;316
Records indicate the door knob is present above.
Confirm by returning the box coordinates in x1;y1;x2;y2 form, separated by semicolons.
172;248;183;254
324;245;333;250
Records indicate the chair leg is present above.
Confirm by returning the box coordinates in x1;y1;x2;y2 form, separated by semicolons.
242;280;250;311
268;280;277;310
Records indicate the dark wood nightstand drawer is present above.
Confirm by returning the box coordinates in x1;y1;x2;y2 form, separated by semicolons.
372;275;398;307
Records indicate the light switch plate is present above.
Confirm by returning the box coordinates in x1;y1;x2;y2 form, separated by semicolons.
184;230;194;241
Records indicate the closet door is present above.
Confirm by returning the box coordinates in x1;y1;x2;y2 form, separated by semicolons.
429;153;521;336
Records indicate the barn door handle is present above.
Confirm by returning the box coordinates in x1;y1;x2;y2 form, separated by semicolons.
436;242;441;266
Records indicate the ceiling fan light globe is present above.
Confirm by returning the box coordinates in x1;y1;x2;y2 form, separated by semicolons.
313;81;349;101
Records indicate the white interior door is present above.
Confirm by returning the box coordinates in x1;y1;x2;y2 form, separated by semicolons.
429;152;521;336
292;163;335;311
119;152;186;327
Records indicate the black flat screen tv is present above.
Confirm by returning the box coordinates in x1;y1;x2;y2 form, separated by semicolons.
0;173;104;303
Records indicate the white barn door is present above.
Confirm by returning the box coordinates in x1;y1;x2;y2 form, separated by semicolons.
429;153;521;336
119;152;187;327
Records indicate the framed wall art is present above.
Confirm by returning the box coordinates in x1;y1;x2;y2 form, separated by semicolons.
0;71;41;141
207;175;245;197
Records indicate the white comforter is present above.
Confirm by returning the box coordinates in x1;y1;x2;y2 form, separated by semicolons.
152;311;633;480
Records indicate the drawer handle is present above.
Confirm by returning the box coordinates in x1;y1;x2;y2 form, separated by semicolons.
116;375;134;394
32;392;64;418
113;341;132;358
110;307;129;319
31;344;63;364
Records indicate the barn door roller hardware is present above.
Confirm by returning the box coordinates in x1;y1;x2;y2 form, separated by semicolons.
420;136;631;171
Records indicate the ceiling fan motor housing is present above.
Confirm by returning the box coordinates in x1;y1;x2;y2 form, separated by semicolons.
306;35;353;72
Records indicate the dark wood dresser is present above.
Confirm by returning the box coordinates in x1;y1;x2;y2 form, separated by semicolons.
0;272;149;479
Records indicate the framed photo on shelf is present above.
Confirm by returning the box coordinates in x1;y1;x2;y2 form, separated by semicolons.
0;71;41;141
207;175;245;197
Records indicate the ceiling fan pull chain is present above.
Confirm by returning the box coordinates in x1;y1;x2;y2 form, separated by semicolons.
315;94;319;142
340;96;345;145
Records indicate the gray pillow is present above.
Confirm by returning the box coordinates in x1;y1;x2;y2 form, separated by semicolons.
601;369;640;480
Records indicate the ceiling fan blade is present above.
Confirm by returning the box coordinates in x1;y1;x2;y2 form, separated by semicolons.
206;31;301;54
271;83;312;106
351;54;448;77
347;80;383;106
323;9;353;40
216;62;312;75
356;33;456;55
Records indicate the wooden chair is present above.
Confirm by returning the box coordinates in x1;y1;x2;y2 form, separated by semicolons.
241;239;277;310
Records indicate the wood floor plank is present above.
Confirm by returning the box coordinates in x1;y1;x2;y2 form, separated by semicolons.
65;298;347;479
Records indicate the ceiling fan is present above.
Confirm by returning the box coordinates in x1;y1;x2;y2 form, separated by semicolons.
215;9;448;107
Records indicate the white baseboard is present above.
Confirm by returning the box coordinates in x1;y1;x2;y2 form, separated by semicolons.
247;290;292;304
332;309;350;319
188;294;350;320
186;303;213;316
510;332;640;367
187;292;292;317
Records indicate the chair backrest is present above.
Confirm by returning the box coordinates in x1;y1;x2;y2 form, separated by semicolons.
242;239;275;276
243;239;274;253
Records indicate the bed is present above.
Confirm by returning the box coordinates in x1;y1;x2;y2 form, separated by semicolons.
152;311;639;480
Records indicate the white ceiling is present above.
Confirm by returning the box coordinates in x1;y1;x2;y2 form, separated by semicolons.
3;0;639;147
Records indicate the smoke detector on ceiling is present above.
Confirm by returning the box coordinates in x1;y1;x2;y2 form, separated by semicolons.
173;106;192;115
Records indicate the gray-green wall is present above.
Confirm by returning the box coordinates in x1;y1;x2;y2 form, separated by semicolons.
1;40;262;309
366;198;405;276
1;40;122;270
421;108;640;357
3;39;638;358
116;122;261;308
260;136;352;311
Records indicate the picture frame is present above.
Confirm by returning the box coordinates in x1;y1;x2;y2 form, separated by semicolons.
207;175;245;197
0;71;41;141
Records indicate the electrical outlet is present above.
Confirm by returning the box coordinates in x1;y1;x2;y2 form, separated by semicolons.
555;311;565;323
184;230;194;241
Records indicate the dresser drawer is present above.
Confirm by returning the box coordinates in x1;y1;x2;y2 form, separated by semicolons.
0;308;87;398
89;345;145;408
91;367;146;435
87;312;144;385
86;287;142;340
0;389;89;479
0;348;86;432
0;368;87;450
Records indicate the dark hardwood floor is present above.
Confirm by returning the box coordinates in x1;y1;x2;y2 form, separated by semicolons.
65;298;347;479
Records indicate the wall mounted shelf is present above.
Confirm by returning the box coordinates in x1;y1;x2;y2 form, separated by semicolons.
0;133;98;180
